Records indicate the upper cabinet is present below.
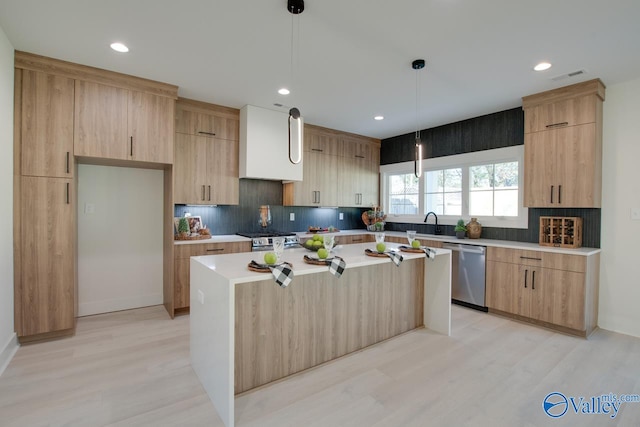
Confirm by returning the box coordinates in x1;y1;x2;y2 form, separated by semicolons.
20;70;74;178
522;79;605;208
173;99;240;205
74;81;175;164
284;125;380;207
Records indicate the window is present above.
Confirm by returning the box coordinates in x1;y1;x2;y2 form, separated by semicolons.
469;161;519;217
380;146;527;229
425;168;462;216
388;173;419;214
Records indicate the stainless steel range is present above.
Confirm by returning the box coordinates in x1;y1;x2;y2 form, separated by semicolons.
236;231;300;252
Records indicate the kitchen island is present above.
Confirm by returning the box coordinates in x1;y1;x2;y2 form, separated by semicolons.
190;242;451;427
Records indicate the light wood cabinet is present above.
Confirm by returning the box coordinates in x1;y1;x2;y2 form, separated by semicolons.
522;79;604;208
291;137;340;206
20;70;75;178
19;176;75;338
173;241;250;312
284;125;380;207
174;99;240;205
175;101;239;141
486;247;596;336
74;81;174;164
338;136;379;207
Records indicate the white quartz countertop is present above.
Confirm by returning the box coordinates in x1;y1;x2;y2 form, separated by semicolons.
192;241;446;285
175;229;599;256
174;235;251;245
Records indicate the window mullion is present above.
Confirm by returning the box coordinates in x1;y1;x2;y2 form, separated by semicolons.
462;166;469;218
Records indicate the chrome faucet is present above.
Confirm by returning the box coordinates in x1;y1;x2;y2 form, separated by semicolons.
423;211;441;235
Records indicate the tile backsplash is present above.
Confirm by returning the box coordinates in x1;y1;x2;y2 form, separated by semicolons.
174;179;368;234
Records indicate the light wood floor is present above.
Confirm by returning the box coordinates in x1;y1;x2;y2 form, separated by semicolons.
1;305;639;427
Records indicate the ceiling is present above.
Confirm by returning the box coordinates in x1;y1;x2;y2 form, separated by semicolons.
1;0;640;140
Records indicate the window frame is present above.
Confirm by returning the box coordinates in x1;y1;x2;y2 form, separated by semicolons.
380;145;528;229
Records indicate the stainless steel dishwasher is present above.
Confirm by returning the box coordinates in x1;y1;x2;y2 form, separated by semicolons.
442;242;487;311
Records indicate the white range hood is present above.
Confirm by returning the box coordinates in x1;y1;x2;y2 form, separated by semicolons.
239;105;303;181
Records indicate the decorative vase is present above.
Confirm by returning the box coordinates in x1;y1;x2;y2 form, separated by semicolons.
466;218;482;239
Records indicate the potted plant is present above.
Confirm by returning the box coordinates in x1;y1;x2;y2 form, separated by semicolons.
455;219;467;239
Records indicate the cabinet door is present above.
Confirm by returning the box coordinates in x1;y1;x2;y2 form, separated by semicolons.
21;70;74;178
197;113;239;141
20;176;75;336
74;81;128;160
174;134;207;204
128;91;175;163
533;268;585;330
554;124;599;207
523;131;556;207
174;258;190;310
293;149;322;206
486;261;520;314
206;138;239;205
362;144;380;207
524;95;597;133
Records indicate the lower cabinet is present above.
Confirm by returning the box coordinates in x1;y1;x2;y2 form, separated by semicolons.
18;176;76;339
173;241;251;313
486;247;597;336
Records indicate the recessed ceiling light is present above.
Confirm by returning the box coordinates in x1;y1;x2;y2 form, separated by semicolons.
534;62;552;71
278;88;290;95
374;115;384;121
110;42;129;53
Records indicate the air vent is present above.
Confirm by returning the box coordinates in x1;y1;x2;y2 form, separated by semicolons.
551;69;588;81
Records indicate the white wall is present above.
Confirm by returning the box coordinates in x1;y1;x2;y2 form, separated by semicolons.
0;25;17;375
77;165;164;316
599;77;640;338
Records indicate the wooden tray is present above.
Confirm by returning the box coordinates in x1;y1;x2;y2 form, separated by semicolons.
247;261;293;273
398;245;424;253
303;255;332;265
364;249;390;258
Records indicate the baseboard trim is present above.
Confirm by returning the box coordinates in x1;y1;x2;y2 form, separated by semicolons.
78;294;163;317
0;332;19;377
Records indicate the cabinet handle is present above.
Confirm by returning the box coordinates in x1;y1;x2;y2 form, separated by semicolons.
558;185;562;204
65;152;70;174
545;122;569;129
66;182;70;204
550;185;554;203
524;269;528;288
317;191;321;204
198;131;216;136
130;136;133;156
208;185;211;201
520;256;542;261
311;148;324;152
206;248;224;252
355;155;365;159
532;270;536;290
201;185;205;201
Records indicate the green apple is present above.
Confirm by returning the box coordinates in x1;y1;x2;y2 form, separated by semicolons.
313;234;323;242
376;242;386;253
412;240;421;248
305;239;314;248
317;248;329;259
313;240;324;248
263;252;277;265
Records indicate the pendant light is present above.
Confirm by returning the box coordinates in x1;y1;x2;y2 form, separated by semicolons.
287;0;304;164
412;59;425;178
